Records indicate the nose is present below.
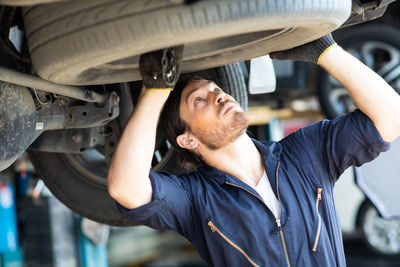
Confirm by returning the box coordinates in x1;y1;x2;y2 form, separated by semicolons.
214;90;225;105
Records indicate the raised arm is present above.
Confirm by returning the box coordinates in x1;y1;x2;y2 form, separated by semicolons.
319;45;400;142
108;89;170;209
107;47;182;209
270;34;400;142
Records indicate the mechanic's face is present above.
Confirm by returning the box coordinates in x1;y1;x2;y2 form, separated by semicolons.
178;79;249;150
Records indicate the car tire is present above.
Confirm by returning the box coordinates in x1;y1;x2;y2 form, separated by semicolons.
0;0;64;6
357;200;400;256
22;0;350;85
28;63;247;226
318;24;400;119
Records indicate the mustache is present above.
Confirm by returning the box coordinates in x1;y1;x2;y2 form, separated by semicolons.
219;100;237;111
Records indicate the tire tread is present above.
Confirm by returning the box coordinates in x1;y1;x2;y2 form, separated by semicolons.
23;0;351;84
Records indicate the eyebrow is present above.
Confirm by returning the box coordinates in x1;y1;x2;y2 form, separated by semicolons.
185;81;212;105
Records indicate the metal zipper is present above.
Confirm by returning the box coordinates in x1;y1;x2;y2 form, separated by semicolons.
275;219;290;267
208;221;260;267
312;187;323;252
274;162;291;267
225;161;291;267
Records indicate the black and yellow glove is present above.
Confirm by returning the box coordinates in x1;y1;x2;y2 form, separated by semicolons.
270;34;336;65
139;46;183;90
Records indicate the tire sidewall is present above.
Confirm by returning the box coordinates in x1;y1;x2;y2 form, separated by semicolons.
357;200;400;257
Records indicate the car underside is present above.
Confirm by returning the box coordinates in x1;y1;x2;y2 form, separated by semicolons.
0;0;396;225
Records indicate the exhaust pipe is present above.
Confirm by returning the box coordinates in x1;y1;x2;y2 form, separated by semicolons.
0;66;105;103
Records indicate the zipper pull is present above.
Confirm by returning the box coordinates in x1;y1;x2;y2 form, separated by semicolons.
317;188;322;201
208;221;217;232
275;218;281;228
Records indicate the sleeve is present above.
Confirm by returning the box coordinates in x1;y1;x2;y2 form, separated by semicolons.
115;170;194;238
283;109;390;183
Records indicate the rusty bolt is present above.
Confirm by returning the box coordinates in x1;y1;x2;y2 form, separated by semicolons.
71;133;83;143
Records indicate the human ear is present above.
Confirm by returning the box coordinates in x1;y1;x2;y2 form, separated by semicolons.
176;132;198;150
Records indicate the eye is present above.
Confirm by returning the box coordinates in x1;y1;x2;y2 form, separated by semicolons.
214;87;221;92
194;97;202;105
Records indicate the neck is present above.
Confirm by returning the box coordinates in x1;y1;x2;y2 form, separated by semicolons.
200;133;265;186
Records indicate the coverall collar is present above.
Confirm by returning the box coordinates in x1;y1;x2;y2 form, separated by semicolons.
198;138;283;186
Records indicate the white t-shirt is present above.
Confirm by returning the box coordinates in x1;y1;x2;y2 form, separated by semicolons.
251;170;280;218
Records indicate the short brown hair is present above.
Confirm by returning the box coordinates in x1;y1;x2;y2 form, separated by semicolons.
160;75;205;171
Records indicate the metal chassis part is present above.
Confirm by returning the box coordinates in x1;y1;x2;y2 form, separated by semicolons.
0;66;105;102
29;127;107;153
34;92;119;132
30;91;123;154
0;81;119;170
342;0;397;27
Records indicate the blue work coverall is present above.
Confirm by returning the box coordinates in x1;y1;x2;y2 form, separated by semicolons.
117;109;390;267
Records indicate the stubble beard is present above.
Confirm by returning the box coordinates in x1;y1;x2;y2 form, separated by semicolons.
192;110;250;150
